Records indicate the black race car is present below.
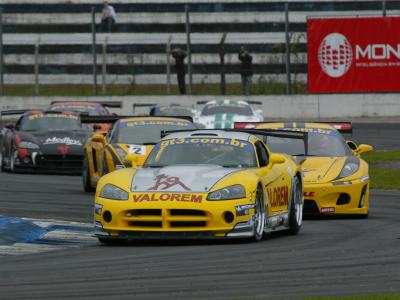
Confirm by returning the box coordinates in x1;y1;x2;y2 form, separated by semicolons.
0;110;91;173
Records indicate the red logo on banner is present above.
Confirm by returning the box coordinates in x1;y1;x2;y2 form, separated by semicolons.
308;16;400;93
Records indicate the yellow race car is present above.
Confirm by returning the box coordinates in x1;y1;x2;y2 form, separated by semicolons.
236;122;373;217
94;128;305;244
81;116;196;192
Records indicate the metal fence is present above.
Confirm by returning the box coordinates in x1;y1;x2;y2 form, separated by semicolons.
0;1;394;96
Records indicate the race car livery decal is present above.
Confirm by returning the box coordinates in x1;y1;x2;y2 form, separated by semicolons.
267;186;289;208
321;207;335;213
28;114;79;120
148;174;191;191
43;137;83;146
120;120;191;127
277;127;339;136
132;193;203;203
160;138;250;149
128;144;146;155
57;145;70;155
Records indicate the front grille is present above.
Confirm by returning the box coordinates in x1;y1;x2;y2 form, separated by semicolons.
303;199;319;214
170;209;206;216
130;221;162;227
37;155;83;168
125;209;209;229
129;209;162;216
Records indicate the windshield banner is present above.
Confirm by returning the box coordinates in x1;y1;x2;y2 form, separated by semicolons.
308;16;400;92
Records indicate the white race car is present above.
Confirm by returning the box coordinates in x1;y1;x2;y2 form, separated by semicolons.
195;100;263;129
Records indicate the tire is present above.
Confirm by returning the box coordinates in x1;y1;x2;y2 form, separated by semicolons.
250;187;266;242
9;149;17;173
82;156;95;193
0;148;5;172
288;176;303;235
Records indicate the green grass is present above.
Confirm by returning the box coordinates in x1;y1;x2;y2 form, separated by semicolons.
300;294;400;300
362;150;400;189
2;82;307;97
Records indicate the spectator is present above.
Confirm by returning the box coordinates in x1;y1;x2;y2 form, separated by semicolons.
238;47;253;96
171;48;187;95
100;1;117;33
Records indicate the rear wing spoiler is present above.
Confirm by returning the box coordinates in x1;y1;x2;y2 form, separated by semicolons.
160;128;308;155
1;109;31;116
246;100;262;105
234;121;352;134
196;100;262;106
132;103;157;114
80;115;194;124
50;101;122;108
196;101;208;105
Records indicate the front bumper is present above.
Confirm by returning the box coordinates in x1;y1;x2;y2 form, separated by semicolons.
14;149;83;173
94;192;257;239
303;177;369;215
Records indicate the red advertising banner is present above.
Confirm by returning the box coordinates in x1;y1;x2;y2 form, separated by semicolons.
308;16;400;93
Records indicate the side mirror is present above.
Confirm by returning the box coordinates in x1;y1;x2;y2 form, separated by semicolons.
356;144;373;155
346;140;358;151
269;153;286;165
125;154;139;167
5;123;14;130
91;133;105;143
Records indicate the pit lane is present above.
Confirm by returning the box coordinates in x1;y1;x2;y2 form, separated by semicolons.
0;122;399;299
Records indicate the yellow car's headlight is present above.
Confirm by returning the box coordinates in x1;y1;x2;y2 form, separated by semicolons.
99;184;129;200
338;157;360;179
207;184;246;201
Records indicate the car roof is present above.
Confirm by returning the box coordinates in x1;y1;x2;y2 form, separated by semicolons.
163;130;253;142
256;122;336;130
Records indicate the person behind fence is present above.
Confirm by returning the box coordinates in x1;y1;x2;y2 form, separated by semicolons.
171;48;187;95
100;1;117;32
238;47;253;96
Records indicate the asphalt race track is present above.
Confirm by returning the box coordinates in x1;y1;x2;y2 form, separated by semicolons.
0;123;399;299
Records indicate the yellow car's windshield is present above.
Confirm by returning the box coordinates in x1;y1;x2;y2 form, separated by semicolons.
265;131;351;157
145;137;257;168
111;120;196;145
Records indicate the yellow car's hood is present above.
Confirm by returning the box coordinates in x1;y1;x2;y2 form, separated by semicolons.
301;156;346;183
131;165;242;192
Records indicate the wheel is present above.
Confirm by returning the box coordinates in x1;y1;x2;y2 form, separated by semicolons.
82;155;95;193
250;187;266;242
288;176;303;235
0;148;5;172
9;149;17;173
